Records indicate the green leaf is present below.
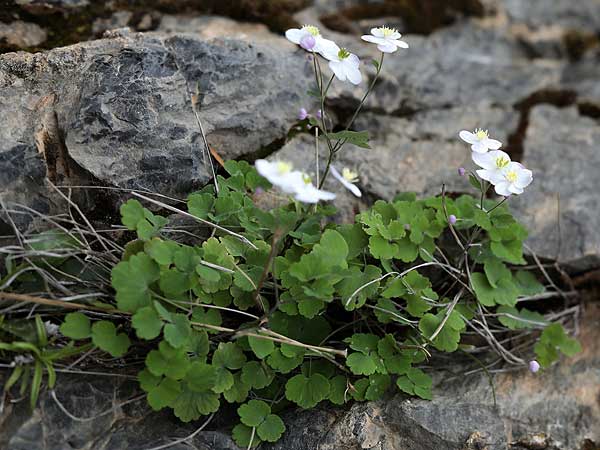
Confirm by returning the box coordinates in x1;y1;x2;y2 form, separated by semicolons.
248;335;275;359
419;311;464;352
112;253;160;312
131;306;163;340
60;313;91;340
346;352;378;376
285;373;330;409
163;314;191;348
514;270;544;296
188;193;214;219
213;342;246;370
347;333;379;354
120;199;168;240
328;375;348;405
471;272;519;307
145;341;190;379
258;414;286;442
232;424;261;448
147;377;181;411
328;130;370;149
241;361;274;389
468;174;481;190
91;321;130;357
365;374;391;401
144;238;178;266
170;387;220;422
238;399;270;427
267;348;303;373
535;323;582;367
496;305;547;330
223;372;250;403
185;361;217;392
484;257;511;288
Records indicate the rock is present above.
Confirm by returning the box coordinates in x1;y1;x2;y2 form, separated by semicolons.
501;0;600;33
0;29;311;228
0;21;47;49
511;105;600;273
267;105;516;206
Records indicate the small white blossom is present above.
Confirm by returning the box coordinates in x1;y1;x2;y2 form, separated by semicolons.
472;149;512;184
322;44;362;85
285;25;338;56
12;354;34;366
459;128;502;153
255;160;336;203
330;166;362;197
44;320;60;337
255;160;303;194
293;175;336;203
361;26;408;53
493;162;533;196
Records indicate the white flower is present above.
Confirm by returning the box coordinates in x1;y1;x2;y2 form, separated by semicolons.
322;44;362;85
255;160;303;194
285;25;338;56
293;175;336;203
331;166;362;197
361;26;408;53
459;128;502;153
472;150;512;184
44;320;60;337
255;160;336;203
493;162;533;196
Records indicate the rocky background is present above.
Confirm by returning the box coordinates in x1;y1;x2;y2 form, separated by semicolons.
1;0;600;449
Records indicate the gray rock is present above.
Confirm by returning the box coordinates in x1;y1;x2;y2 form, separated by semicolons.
502;0;600;33
511;105;600;272
0;21;47;48
0;30;311;228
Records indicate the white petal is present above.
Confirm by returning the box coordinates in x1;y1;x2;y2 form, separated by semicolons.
508;184;524;195
471;151;497;170
471;141;488;153
316;38;339;60
459;130;477;144
345;64;362;85
329;60;347;81
371;28;384;38
331;166;362;197
485;138;502;150
294;184;336;203
361;35;386;45
285;28;304;44
394;39;409;49
476;169;496;183
346;53;360;67
515;168;533;189
494;181;512;197
378;41;398;53
390;31;402;39
255;159;277;179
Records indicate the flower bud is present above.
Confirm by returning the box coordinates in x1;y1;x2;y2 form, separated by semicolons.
529;360;540;373
298;108;309;120
448;214;457;225
316;109;322;119
458;167;466;177
300;35;316;51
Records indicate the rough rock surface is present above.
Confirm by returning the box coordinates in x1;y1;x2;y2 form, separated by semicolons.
511;105;600;272
2;303;598;450
0;29;309;227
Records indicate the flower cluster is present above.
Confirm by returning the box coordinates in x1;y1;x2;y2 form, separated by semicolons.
459;129;533;197
255;160;336;203
286;25;408;85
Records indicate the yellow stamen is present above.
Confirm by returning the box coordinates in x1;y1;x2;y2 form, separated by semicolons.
495;156;509;168
276;161;292;174
303;25;320;36
342;168;359;183
475;128;489;140
337;48;350;59
505;170;518;183
379;26;397;38
302;173;312;184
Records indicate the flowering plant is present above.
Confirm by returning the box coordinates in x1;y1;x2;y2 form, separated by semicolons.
0;24;580;448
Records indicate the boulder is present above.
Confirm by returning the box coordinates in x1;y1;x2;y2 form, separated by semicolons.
510;105;600;272
0;29;310;228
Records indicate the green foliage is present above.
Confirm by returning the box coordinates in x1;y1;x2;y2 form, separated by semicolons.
39;163;578;445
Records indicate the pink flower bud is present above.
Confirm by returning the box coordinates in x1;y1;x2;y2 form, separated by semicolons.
529;360;540;373
316;109;322;119
448;214;457;225
300;35;316;51
298;108;309;120
458;167;466;176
